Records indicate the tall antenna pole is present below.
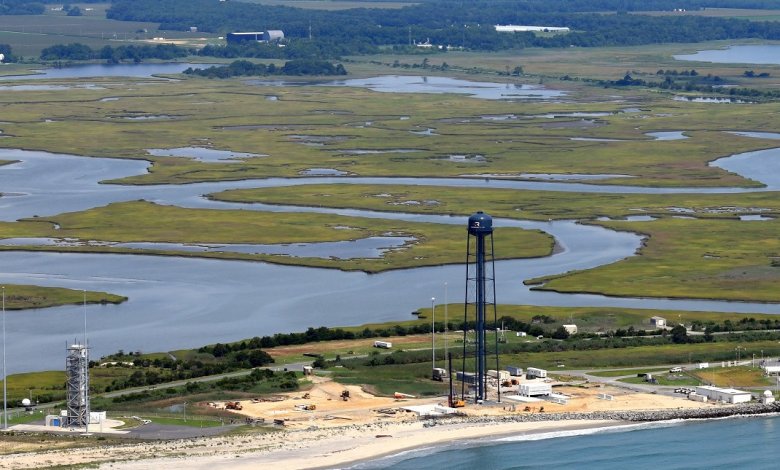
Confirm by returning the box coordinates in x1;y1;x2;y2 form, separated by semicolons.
83;290;89;434
444;282;448;362
2;286;6;430
431;297;436;371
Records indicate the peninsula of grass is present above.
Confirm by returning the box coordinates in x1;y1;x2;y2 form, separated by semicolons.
0;200;552;272
209;183;780;221
0;284;126;310
532;217;780;302
211;183;780;302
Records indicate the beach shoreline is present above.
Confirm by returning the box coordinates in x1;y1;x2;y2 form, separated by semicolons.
2;400;779;469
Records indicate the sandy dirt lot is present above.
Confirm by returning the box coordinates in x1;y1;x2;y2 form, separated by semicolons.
0;378;712;470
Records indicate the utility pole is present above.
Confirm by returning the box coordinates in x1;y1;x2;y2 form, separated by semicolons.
431;297;436;370
2;286;6;431
444;282;448;361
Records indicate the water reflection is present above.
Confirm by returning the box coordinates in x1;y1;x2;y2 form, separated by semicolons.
147;147;264;163
246;75;565;100
674;45;780;65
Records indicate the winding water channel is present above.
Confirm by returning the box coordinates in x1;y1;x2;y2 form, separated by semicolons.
1;144;780;372
2;67;780;372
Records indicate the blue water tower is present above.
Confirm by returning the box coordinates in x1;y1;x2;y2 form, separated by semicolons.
462;211;499;403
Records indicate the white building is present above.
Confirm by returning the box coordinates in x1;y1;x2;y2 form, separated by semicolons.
763;362;780;375
650;316;667;327
519;383;552;397
495;25;570;33
695;386;752;404
562;324;578;335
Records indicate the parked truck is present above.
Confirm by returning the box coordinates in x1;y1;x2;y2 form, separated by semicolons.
526;367;548;379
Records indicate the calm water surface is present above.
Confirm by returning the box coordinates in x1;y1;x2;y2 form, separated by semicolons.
674;45;780;65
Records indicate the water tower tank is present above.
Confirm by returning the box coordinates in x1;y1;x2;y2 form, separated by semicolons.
468;211;493;235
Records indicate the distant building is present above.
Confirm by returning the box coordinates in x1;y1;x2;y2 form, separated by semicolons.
226;31;285;44
763;362;780;375
264;30;285;42
495;25;570;33
695;386;752;404
562;324;578;335
650;316;667;327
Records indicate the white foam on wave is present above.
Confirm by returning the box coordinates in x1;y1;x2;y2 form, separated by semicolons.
493;420;684;443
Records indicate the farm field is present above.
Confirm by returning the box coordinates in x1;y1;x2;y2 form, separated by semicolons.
0;9;220;57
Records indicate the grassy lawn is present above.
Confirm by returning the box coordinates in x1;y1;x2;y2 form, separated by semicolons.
620;374;701;386
588;368;670;377
690;365;774;388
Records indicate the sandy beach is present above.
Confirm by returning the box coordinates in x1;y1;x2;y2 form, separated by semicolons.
0;417;617;470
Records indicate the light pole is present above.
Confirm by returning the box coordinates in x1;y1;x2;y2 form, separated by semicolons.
183;402;187;422
431;297;436;370
444;283;448;362
2;286;6;431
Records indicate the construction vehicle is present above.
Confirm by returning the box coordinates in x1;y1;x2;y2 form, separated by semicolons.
225;401;243;411
340;390;350;401
450;398;465;408
302;392;311;399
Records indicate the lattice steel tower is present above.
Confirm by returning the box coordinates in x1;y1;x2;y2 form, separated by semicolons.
461;211;500;403
65;342;89;427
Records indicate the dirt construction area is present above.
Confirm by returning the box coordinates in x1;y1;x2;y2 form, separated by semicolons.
212;376;440;429
210;376;707;430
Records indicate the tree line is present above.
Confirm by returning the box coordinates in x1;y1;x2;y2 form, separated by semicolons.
102;0;780;54
39;42;191;62
183;59;347;78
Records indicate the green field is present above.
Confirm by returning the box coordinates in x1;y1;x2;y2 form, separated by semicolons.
0;8;220;57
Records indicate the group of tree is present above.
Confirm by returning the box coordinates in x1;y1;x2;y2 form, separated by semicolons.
100;0;780;55
183;59;346;78
39;43;192;62
0;44;16;63
108;369;298;402
605;72;780;100
98;346;274;392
